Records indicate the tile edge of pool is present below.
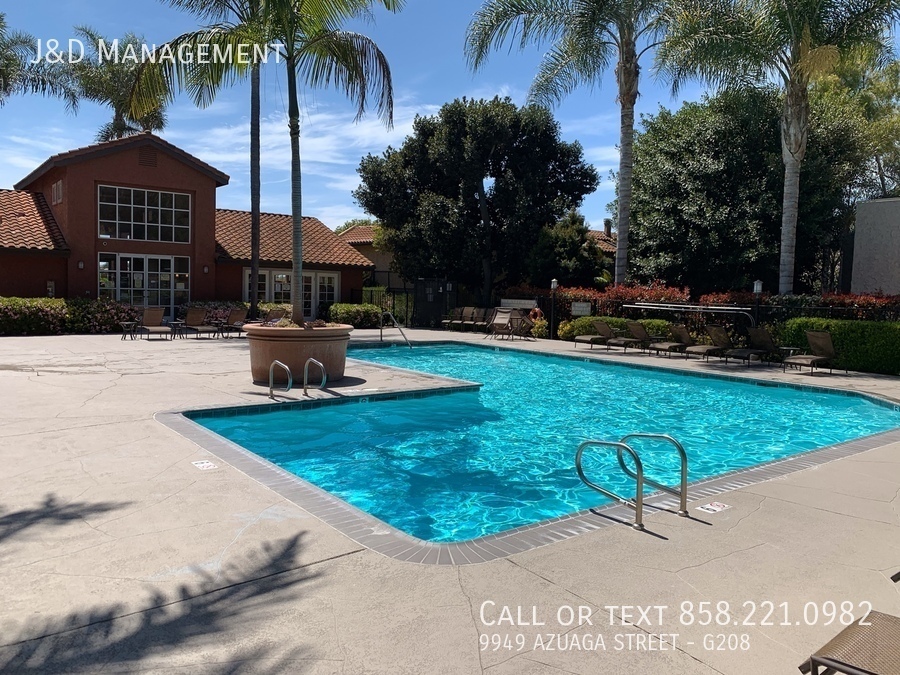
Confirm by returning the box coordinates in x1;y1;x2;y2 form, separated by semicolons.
155;400;900;566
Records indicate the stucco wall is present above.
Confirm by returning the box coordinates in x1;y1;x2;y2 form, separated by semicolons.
852;199;900;295
0;253;68;298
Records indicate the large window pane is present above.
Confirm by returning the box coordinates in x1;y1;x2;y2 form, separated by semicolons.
98;186;190;243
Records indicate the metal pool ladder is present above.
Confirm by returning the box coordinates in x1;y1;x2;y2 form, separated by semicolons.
380;311;412;348
269;360;292;400
303;358;326;396
575;433;689;530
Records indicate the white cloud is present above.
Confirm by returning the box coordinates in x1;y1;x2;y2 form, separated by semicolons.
561;113;619;137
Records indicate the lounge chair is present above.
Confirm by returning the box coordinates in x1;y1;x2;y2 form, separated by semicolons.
441;307;462;330
624;321;672;353
137;307;171;341
668;324;724;360
574;319;617;349
605;323;644;352
219;308;249;338
486;308;515;339
512;311;535;340
706;325;766;366
783;330;844;373
182;307;219;338
646;323;691;356
799;610;900;674
451;306;474;331
747;326;783;363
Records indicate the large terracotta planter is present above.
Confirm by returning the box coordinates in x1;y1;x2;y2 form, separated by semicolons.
244;323;353;385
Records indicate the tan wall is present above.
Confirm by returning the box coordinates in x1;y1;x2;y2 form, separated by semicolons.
852;199;900;295
24;146;220;301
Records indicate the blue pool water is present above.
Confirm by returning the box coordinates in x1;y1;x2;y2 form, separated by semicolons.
197;344;900;542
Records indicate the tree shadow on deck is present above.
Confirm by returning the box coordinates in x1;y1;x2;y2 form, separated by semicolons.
0;533;322;674
0;494;132;546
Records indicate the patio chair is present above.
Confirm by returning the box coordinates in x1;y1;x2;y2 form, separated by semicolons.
625;321;674;353
747;326;783;363
182;307;219;339
451;307;474;331
137;307;171;341
486;308;515;339
260;307;287;325
798;610;900;674
219;307;249;338
646;323;691;357
706;325;766;366
783;330;844;374
574;319;617;349
473;308;491;333
441;307;462;330
512;311;535;340
463;307;486;332
669;324;724;360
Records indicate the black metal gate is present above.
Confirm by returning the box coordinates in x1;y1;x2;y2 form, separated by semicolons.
413;278;456;327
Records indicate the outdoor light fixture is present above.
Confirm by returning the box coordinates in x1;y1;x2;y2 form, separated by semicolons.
753;280;763;325
203;265;209;274
550;278;558;340
77;260;84;269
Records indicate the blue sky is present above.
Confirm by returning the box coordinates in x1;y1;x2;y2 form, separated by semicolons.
1;1;705;230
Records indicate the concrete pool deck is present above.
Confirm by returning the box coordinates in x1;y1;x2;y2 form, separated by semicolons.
0;329;898;674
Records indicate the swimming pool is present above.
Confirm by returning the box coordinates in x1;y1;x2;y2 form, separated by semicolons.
194;344;900;543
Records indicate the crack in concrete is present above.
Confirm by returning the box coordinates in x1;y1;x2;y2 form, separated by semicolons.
726;496;767;533
674;543;768;576
0;547;366;649
454;568;486;674
743;489;896;526
209;504;281;582
327;598;348;674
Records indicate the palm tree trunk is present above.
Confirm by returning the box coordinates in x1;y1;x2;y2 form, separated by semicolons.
286;56;305;324
779;82;809;295
614;38;639;286
249;62;261;320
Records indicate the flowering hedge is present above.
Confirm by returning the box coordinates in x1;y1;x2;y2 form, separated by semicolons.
0;297;69;335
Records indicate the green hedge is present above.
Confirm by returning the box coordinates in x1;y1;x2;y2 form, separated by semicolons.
0;297;144;336
329;303;382;328
557;316;671;341
778;318;900;375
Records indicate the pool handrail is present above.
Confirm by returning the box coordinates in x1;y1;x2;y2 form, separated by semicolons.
618;433;689;517
303;358;326;396
269;360;292;400
575;440;645;530
380;311;412;348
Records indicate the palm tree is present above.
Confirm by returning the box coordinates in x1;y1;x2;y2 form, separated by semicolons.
262;0;400;322
71;27;168;141
136;0;268;319
466;0;666;286
658;0;900;295
0;13;77;108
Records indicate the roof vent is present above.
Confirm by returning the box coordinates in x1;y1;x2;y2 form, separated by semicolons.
138;147;158;167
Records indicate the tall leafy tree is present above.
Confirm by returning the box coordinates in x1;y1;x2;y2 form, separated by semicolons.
465;0;667;287
527;210;607;287
0;13;76;108
628;88;869;294
262;0;400;321
658;0;900;294
354;97;599;301
71;27;168;141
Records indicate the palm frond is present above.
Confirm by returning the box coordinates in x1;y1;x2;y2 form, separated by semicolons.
529;32;615;107
295;28;394;125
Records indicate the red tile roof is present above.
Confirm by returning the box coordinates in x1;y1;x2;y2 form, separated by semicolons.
338;224;377;245
587;229;617;254
14;133;229;190
0;189;69;253
215;209;374;268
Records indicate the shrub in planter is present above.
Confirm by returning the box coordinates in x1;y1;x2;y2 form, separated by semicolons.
329;303;382;328
778;318;900;375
